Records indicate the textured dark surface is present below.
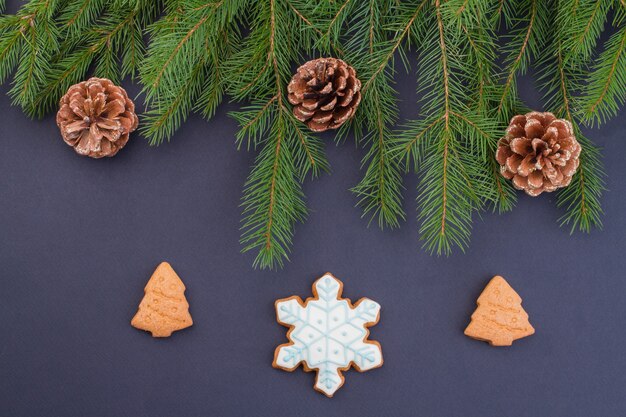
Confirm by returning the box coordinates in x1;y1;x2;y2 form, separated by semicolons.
1;17;626;417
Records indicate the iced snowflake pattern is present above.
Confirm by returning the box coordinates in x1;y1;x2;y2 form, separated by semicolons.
272;273;383;397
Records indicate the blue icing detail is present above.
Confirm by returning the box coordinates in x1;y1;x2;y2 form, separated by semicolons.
282;346;304;365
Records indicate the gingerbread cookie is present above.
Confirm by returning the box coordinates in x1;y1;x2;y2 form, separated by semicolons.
464;275;534;346
131;262;193;337
273;273;383;397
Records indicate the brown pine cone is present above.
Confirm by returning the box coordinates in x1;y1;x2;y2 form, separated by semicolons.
496;111;581;196
287;58;361;132
56;77;138;158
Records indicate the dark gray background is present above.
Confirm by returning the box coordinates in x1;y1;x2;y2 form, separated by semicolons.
1;9;626;417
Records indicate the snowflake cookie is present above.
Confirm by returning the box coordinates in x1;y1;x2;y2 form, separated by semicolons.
272;273;383;397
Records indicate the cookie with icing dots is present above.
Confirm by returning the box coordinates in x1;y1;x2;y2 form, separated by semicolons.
131;262;193;337
464;275;534;346
272;272;383;397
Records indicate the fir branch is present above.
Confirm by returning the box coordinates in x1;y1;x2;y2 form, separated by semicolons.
558;0;612;64
351;86;405;228
27;1;159;118
617;3;626;26
233;97;278;150
428;0;469;252
556;58;604;233
284;0;340;53
360;0;427;95
0;17;25;83
540;34;605;231
394;0;501;254
240;110;308;269
140;0;241;143
156;17;208;88
398;115;444;169
226;0;328;268
394;0;503;254
0;0;619;268
142;57;208;142
489;0;550;124
449;109;516;212
342;0;420;228
445;1;499;113
320;0;356;49
3;1;162;116
579;25;626;125
1;0;61;113
495;0;537;120
60;0;106;37
557;132;604;233
195;37;227;119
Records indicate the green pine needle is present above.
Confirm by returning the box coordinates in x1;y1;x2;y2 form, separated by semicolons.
579;26;626;125
0;0;620;268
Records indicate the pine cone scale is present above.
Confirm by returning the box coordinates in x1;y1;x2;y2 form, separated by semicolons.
334;75;347;91
320;96;337;111
75;132;97;156
528;171;543;188
97;118;120;132
497;111;581;196
338;88;354;107
288;58;361;132
304;98;317;109
312;111;333;124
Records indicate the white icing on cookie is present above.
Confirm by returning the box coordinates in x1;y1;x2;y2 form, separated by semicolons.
273;273;383;397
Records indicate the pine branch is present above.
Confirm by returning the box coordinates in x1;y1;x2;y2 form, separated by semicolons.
393;0;501;254
360;1;427;94
617;3;626;26
450;109;516;212
350;85;405;228
435;2;455;243
195;36;228;119
240;109;307;269
0;0;618;268
318;0;357;51
491;0;548;123
140;0;242;143
557;131;604;232
540;28;605;232
439;1;504;196
142;57;208;142
558;0;612;64
26;1;159;118
0;0;61;113
579;25;626;125
60;0;106;37
0;16;26;83
225;0;328;269
340;0;422;228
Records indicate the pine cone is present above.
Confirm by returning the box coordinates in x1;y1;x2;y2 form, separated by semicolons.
56;77;138;158
287;58;361;132
496;111;581;196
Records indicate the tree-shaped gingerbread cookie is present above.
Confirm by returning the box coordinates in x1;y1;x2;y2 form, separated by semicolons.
464;276;534;346
131;262;193;337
